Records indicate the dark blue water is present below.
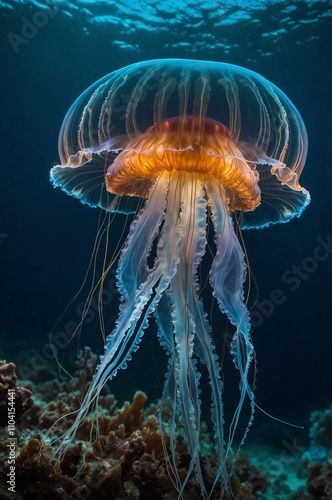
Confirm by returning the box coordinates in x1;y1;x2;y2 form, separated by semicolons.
0;0;331;464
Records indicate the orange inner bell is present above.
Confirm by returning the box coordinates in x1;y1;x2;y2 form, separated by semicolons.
105;116;261;212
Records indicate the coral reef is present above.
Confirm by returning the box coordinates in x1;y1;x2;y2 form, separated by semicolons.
254;405;332;500
6;350;332;499
0;348;270;499
308;406;332;448
307;462;332;500
300;406;332;500
0;360;33;428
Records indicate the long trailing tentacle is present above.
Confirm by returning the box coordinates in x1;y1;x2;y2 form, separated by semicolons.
154;293;180;492
156;174;228;499
207;180;255;470
166;176;208;498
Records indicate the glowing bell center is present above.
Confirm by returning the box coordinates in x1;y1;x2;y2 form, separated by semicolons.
105;115;261;212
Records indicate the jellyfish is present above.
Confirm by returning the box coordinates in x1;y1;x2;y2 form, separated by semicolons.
50;59;310;498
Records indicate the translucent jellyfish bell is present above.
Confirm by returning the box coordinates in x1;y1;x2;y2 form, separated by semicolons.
53;58;309;225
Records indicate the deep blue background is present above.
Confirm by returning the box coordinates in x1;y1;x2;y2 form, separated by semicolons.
0;0;331;449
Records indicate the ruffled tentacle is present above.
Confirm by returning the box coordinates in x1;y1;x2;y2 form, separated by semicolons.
207;180;255;467
51;172;184;456
156;174;228;499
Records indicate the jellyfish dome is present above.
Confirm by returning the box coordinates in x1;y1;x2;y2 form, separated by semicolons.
50;59;310;498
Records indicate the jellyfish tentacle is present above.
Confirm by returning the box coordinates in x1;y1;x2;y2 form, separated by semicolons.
191;297;229;498
207;180;255;455
51;173;184;456
115;183;167;302
95;171;191;418
178;186;230;497
164;175;208;498
155;294;182;493
156;175;230;498
108;169;186;377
